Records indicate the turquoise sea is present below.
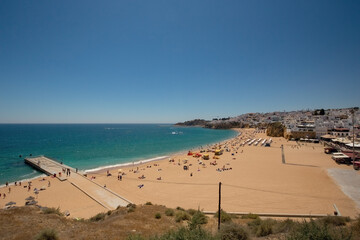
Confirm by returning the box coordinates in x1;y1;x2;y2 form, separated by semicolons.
0;124;237;184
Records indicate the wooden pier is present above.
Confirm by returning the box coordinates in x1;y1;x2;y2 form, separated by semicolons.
25;156;132;210
25;156;73;181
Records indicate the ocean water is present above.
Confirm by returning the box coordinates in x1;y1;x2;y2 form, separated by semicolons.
0;124;237;184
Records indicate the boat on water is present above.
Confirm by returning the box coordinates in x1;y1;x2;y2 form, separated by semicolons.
171;131;183;135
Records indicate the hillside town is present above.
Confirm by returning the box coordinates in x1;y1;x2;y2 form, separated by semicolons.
229;108;358;138
177;107;360;155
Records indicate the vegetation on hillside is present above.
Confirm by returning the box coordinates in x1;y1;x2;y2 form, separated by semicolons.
176;118;269;130
128;214;359;240
205;121;250;129
176;119;252;129
1;205;360;240
175;119;209;127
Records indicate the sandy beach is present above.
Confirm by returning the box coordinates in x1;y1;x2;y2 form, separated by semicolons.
0;128;359;219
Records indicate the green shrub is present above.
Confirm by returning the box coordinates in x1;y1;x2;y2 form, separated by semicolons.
152;227;217;240
189;211;208;229
165;208;174;216
321;215;350;226
145;202;153;205
187;208;197;216
127;203;136;208
256;219;274;237
127;203;136;213
274;219;296;233
89;212;106;222
155;213;161;219
247;218;275;237
42;207;63;216
241;213;259;219
214;210;232;223
218;223;249;240
352;215;360;236
247;217;261;228
35;229;59;240
176;206;185;211
175;211;191;222
287;219;352;240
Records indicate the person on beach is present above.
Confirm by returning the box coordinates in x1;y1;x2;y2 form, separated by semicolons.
8;187;11;193
3;193;6;199
48;181;51;187
5;182;8;187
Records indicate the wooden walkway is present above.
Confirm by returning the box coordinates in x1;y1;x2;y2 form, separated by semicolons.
25;156;132;210
25;156;73;181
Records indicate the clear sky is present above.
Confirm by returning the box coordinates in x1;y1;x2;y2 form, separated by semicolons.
1;0;359;123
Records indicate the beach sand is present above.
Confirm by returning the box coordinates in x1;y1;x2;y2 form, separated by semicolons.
0;129;359;219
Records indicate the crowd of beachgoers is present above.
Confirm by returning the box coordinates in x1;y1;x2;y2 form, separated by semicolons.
0;129;359;219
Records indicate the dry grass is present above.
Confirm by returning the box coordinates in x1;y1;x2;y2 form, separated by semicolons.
1;206;359;240
0;205;180;240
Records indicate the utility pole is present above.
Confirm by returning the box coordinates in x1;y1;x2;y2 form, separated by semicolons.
218;182;222;230
352;108;356;168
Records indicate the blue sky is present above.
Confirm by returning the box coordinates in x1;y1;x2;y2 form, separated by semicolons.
1;0;359;123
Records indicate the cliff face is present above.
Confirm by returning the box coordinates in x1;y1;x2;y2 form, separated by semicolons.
175;119;251;129
266;122;285;137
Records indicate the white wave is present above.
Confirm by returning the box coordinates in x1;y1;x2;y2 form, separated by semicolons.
85;156;169;173
0;172;47;188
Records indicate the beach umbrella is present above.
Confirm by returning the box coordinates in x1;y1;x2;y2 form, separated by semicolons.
25;196;35;201
5;201;16;206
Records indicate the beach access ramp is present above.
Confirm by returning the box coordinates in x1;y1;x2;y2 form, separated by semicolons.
25;156;132;210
